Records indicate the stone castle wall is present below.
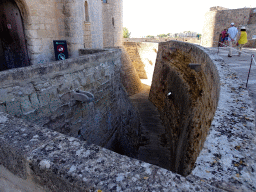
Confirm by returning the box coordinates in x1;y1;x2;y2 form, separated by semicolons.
102;0;123;47
202;7;256;47
0;48;140;157
19;0;87;63
123;42;158;80
0;41;255;191
149;41;220;176
11;0;122;65
120;47;143;95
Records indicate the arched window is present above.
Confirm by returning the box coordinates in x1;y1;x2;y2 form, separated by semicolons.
84;1;89;22
112;17;114;27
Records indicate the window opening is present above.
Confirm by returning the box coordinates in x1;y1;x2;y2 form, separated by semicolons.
84;1;89;22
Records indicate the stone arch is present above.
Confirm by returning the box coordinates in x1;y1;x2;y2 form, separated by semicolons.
0;0;30;70
14;0;29;21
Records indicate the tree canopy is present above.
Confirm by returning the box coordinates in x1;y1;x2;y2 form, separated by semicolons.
123;27;131;38
157;33;170;38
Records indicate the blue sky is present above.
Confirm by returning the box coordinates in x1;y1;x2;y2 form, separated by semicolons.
123;0;256;37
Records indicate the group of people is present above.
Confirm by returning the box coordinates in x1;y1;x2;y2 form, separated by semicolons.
220;29;229;46
219;23;248;57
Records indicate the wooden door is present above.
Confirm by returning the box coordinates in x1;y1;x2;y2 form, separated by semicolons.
0;0;29;71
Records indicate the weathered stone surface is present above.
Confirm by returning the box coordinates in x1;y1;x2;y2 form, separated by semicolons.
0;112;221;192
120;47;142;96
29;93;40;110
202;7;256;48
192;48;256;191
0;48;141;160
188;63;201;72
20;96;35;115
123;42;158;81
0;41;255;191
149;41;220;176
6;100;22;117
0;165;46;192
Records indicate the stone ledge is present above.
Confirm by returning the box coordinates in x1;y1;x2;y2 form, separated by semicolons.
0;48;121;86
0;112;220;191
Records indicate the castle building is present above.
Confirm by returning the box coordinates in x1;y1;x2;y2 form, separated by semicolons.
0;0;123;71
202;6;256;47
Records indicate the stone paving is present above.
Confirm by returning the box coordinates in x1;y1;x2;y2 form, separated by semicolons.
191;47;256;191
130;46;256;191
210;47;256;123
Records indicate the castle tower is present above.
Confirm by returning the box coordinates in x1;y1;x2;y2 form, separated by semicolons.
102;0;123;47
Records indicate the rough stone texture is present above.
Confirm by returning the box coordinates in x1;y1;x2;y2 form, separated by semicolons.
192;48;256;191
0;112;222;192
0;48;141;157
123;42;158;82
0;41;256;191
83;23;92;49
149;41;220;176
120;47;143;96
102;0;123;47
0;165;46;192
202;7;256;48
7;0;122;65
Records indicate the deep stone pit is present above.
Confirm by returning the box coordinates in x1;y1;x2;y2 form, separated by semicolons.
123;41;220;176
0;48;141;159
0;41;220;186
8;41;256;192
149;41;220;176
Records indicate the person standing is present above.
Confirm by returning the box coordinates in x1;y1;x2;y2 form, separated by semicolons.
227;23;238;57
221;29;227;46
237;26;248;56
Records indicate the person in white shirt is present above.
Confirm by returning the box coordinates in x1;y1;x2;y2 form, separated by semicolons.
227;22;238;57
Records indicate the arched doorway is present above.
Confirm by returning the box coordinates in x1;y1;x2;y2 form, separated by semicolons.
0;0;29;71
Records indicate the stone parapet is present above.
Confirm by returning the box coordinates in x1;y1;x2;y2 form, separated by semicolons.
0;48;140;157
149;41;220;176
123;42;158;81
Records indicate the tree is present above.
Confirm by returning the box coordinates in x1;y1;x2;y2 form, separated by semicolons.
123;27;131;38
146;35;154;38
157;34;168;38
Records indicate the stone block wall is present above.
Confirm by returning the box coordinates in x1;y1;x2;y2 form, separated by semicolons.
14;0;122;65
83;23;92;48
7;0;123;68
23;0;61;64
123;42;158;81
1;40;256;191
102;0;123;47
149;41;220;176
88;0;104;49
0;48;140;157
120;47;143;96
18;0;86;63
202;7;256;47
